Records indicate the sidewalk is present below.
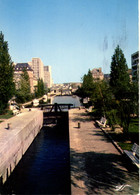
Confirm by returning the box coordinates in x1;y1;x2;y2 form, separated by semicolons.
69;108;139;195
0;108;36;123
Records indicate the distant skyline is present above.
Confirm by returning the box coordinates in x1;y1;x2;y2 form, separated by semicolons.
0;0;138;83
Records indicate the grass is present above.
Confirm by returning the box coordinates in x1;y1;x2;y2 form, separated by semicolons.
0;110;13;120
128;117;139;133
108;117;139;150
118;142;133;151
128;117;139;143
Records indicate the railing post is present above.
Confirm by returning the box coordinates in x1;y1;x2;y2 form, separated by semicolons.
54;103;58;113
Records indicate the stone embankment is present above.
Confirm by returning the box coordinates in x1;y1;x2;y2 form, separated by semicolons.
69;108;139;195
0;108;43;184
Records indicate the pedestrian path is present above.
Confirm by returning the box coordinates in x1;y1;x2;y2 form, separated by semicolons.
69;108;139;195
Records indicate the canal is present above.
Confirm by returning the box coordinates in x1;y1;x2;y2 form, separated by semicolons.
0;95;81;194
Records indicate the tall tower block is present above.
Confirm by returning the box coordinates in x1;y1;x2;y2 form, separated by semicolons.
31;58;44;81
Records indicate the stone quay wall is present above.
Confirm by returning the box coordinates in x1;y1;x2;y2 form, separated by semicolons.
0;109;43;184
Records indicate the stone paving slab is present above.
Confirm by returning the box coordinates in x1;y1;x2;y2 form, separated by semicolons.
0;108;40;134
69;108;139;195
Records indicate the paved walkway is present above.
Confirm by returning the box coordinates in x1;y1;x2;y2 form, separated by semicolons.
69;108;139;195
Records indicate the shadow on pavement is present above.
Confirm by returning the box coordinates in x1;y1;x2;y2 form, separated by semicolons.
70;149;139;195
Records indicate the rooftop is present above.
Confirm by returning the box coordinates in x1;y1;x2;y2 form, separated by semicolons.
14;63;33;71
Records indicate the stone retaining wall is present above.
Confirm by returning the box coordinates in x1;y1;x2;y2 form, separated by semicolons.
0;109;43;184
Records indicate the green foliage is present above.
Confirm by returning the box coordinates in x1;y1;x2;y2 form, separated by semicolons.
106;109;120;129
110;45;130;100
108;117;139;150
16;68;31;103
81;70;94;98
118;143;133;151
129;81;139;116
0;31;15;113
35;79;45;98
77;46;138;136
129;117;139;133
118;101;131;134
0;110;13;119
109;45;137;134
91;80;113;117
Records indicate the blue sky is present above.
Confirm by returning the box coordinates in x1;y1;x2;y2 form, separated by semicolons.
0;0;138;83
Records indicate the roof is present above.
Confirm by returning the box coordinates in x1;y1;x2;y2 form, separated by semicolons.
14;63;33;71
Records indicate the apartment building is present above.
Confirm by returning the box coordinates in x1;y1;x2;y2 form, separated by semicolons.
131;51;139;82
44;66;53;88
31;58;44;81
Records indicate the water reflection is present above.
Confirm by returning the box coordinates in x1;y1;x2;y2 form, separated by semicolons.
52;95;81;108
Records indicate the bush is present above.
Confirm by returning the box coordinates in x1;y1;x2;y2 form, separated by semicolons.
0;109;13;119
106;109;120;129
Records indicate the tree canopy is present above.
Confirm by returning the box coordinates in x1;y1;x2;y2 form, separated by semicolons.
110;45;130;100
16;68;31;103
76;45;138;134
35;78;45;98
0;31;15;113
81;70;94;98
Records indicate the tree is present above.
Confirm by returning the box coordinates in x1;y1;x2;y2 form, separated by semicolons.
81;70;94;98
129;80;139;116
91;80;113;117
0;32;15;113
109;46;134;134
110;45;130;100
16;68;31;103
36;79;45;98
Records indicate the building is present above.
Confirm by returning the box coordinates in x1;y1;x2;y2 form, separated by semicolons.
44;66;53;88
131;51;139;82
50;82;82;95
30;58;44;81
14;63;35;93
104;74;110;82
14;58;53;93
91;68;104;80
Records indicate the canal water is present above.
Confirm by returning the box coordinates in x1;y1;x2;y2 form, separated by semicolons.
52;95;81;108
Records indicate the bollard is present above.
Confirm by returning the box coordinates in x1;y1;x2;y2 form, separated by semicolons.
78;122;80;128
7;123;11;130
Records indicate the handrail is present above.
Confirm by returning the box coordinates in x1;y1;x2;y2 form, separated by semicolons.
40;103;73;112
